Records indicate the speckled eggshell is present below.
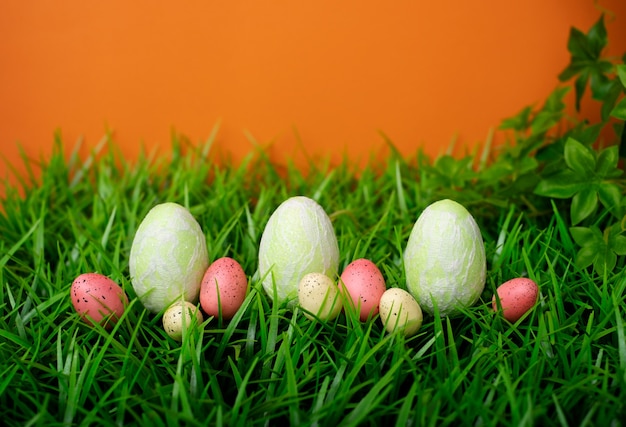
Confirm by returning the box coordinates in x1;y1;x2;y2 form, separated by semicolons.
199;257;248;320
163;300;204;341
339;259;386;321
492;278;539;322
379;288;423;337
71;273;128;329
297;272;342;321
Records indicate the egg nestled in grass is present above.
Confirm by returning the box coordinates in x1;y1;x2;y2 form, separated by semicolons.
162;300;204;341
71;272;128;329
200;257;248;320
378;287;423;337
492;277;539;322
403;199;486;317
297;272;342;321
129;202;209;313
339;258;386;321
258;196;339;307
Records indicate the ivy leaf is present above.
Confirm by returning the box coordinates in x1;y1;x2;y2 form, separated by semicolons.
591;73;622;120
571;187;598;225
611;98;626;121
531;87;570;135
569;123;603;145
617;64;626;87
500;106;532;132
608;65;626;120
587;14;608;55
564;138;596;175
558;15;608;111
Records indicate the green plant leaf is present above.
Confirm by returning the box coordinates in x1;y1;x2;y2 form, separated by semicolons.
611;235;626;256
559;16;608;111
499;106;532;131
594;249;617;275
570;123;603;145
573;73;589;111
610;98;626;121
575;245;598;270
617;64;626;88
534;169;585;198
570;226;600;247
597;183;621;214
534;175;584;199
566;27;593;62
571;187;598;225
564;138;596;175
587;14;608;55
595;145;619;177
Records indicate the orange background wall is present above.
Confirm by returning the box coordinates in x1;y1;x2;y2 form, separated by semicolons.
2;1;626;189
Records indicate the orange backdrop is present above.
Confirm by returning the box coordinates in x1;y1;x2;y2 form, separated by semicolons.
2;1;626;190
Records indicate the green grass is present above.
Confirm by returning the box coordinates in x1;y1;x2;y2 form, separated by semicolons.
1;131;626;426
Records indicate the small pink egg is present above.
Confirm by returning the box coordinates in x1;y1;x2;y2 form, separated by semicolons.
71;273;128;329
339;258;386;321
200;257;248;319
492;278;539;322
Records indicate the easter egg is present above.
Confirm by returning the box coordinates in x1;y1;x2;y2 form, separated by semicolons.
378;287;423;337
339;258;386;321
258;196;339;307
71;273;128;328
297;272;342;321
403;199;486;317
200;257;248;320
162;300;204;341
129;202;209;313
492;278;539;322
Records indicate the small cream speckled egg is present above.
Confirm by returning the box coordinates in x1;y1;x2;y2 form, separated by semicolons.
298;272;343;321
71;273;128;329
200;257;248;320
339;259;386;321
379;288;423;337
492;278;539;322
163;301;204;341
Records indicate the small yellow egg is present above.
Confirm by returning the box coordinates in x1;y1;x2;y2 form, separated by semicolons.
162;301;204;341
379;288;423;337
298;272;342;321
